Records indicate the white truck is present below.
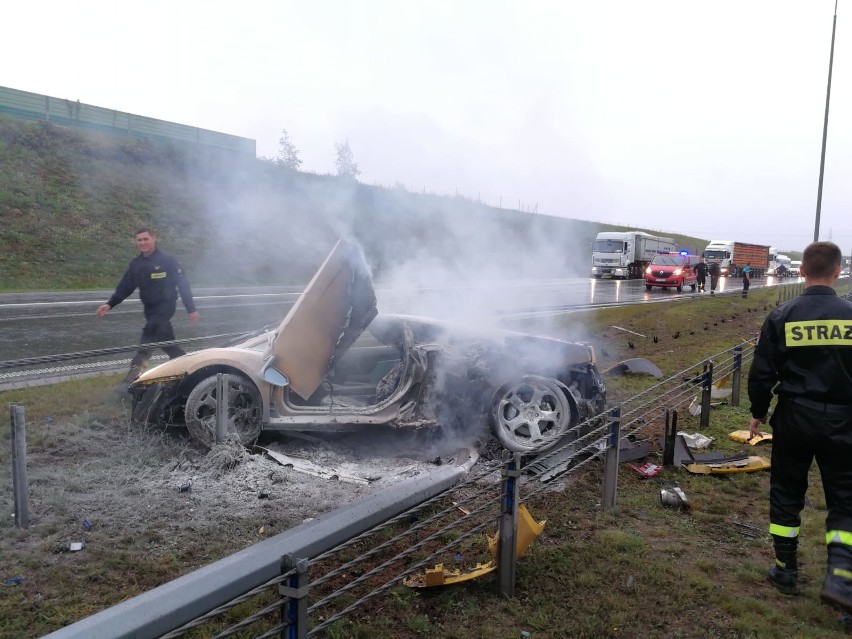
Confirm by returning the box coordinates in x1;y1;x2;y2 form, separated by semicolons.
591;231;676;280
703;240;770;277
768;249;792;276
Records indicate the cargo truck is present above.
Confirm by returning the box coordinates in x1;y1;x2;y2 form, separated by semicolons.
591;231;676;279
768;248;792;276
703;240;770;277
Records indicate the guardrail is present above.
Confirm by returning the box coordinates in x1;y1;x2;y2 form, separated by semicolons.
29;338;756;638
0;332;254;391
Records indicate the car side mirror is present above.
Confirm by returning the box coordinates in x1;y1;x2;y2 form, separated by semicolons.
262;363;289;387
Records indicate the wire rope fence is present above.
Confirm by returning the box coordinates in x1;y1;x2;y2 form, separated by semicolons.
0;330;270;390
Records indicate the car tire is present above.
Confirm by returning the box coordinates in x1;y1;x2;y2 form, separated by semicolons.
645;285;652;291
676;282;683;292
691;283;697;292
185;374;262;449
490;375;575;454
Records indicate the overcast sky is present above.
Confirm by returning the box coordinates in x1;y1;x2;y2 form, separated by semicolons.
3;1;850;253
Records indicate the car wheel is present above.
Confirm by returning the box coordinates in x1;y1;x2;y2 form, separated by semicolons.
490;376;573;453
185;374;262;449
645;285;652;291
691;282;697;292
676;281;683;292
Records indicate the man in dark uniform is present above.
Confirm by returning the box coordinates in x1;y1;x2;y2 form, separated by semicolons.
97;228;200;392
708;259;722;294
693;258;709;293
748;241;852;612
741;262;752;298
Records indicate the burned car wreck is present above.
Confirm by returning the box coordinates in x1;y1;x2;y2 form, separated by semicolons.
130;239;607;454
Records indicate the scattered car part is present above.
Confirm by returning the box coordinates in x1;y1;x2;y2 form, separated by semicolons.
678;432;714;449
404;562;496;587
404;504;545;588
627;462;662;478
682;456;770;475
261;448;373;485
729;430;773;445
601;357;662;379
660;487;689;509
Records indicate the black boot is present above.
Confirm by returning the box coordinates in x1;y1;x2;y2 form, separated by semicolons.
768;535;799;595
821;543;852;613
768;562;799;595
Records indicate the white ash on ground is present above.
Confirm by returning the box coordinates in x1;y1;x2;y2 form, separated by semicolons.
4;420;471;557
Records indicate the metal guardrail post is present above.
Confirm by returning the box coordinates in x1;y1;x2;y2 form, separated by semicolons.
700;360;713;429
10;404;30;529
602;406;621;511
731;346;742;407
215;373;228;444
279;555;309;639
498;451;521;598
662;409;677;467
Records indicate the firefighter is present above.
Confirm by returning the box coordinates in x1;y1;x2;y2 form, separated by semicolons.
693;257;709;293
97;228;200;393
741;262;751;298
708;259;721;294
748;241;852;612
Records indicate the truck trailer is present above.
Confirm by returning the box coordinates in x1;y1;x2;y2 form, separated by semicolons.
592;231;676;279
703;240;770;277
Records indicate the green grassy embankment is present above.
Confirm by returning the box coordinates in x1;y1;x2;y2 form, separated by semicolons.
0;114;715;292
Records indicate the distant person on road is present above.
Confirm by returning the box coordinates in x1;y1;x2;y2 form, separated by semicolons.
777;263;788;279
748;241;852;612
96;228;200;393
708;259;722;294
742;263;752;298
694;258;709;293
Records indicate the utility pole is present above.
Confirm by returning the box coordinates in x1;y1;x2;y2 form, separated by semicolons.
814;0;838;243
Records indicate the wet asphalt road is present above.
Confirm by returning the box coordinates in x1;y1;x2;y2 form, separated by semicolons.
0;276;791;363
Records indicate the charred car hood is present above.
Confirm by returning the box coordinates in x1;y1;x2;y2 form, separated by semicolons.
134;346;267;384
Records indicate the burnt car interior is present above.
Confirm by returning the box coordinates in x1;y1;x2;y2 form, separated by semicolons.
287;332;403;408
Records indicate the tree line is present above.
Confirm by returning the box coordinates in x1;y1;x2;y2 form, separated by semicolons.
275;129;360;180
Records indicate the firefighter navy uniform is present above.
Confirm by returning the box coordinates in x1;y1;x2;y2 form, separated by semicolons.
748;284;852;608
106;248;197;372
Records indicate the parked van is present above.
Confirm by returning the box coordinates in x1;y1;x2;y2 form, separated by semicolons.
645;253;700;292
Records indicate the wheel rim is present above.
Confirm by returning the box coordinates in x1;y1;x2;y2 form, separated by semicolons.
491;377;572;453
185;375;262;448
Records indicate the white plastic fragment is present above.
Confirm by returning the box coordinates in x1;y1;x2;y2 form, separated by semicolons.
678;432;714;449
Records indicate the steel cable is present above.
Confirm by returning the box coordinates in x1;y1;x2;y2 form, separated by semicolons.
0;332;251;370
